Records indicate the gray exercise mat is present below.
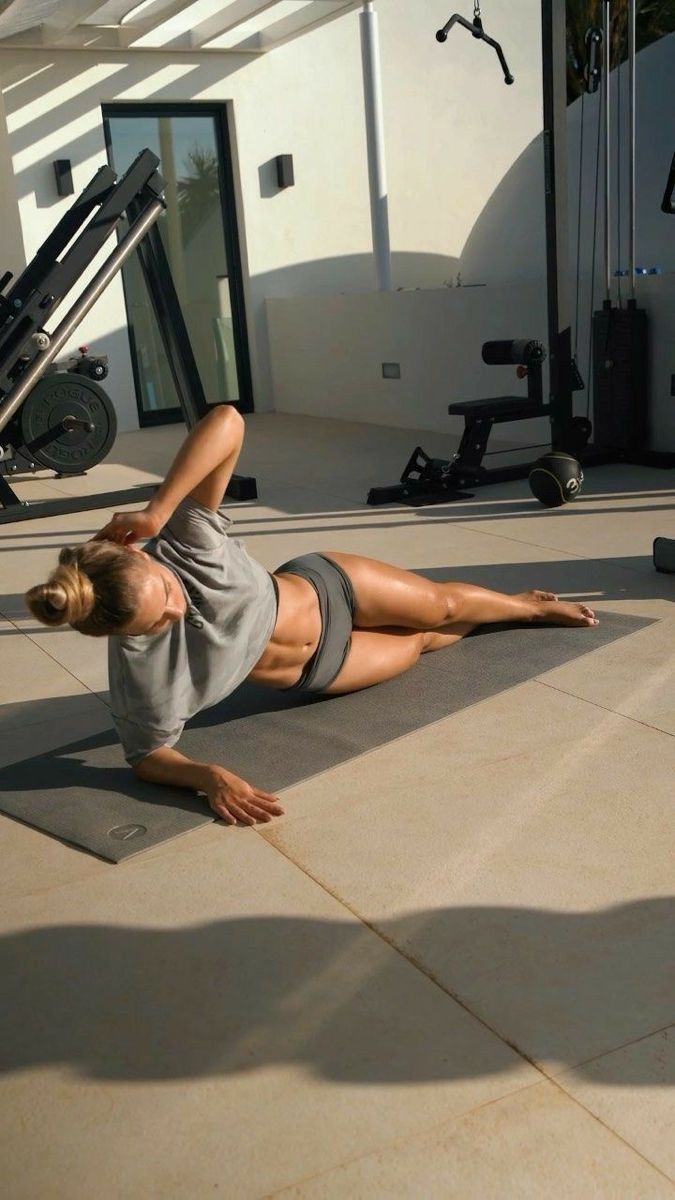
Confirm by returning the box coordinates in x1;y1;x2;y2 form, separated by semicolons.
0;612;654;862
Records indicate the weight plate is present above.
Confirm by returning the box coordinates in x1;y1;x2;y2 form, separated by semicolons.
18;373;117;473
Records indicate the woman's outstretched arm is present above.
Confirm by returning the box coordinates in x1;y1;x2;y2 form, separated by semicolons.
94;404;244;544
134;745;285;826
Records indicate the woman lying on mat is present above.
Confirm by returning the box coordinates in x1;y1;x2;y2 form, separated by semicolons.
25;405;598;827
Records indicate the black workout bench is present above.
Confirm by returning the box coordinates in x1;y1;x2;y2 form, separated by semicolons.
368;338;554;505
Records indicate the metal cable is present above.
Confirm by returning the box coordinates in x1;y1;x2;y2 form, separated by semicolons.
617;20;624;307
574;91;586;359
587;81;603;421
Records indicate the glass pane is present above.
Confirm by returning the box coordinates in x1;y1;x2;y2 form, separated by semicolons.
106;112;241;416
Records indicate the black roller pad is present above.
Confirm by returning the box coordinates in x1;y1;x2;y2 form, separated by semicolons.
0;612;654;862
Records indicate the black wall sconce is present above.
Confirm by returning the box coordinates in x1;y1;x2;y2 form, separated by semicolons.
275;154;294;189
53;159;74;197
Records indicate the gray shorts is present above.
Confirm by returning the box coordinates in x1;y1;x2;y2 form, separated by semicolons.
272;553;356;693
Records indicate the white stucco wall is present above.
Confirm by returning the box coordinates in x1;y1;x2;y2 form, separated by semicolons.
267;272;675;452
0;0;544;431
267;281;550;444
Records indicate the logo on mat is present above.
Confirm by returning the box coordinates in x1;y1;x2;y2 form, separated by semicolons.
108;824;148;841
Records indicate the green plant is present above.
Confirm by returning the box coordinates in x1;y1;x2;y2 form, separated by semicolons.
566;0;675;102
177;145;221;240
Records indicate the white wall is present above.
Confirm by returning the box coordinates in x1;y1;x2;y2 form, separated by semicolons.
267;272;675;452
376;0;545;286
0;0;544;431
267;282;551;443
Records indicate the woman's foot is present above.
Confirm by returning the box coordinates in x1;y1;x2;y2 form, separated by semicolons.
517;589;599;627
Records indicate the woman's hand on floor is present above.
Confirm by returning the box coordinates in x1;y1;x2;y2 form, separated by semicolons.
203;764;285;826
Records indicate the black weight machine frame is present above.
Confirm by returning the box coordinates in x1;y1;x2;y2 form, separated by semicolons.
368;1;674;508
652;149;675;574
0;148;256;524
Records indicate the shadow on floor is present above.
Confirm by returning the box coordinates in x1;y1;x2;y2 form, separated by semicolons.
1;901;672;1084
419;558;674;599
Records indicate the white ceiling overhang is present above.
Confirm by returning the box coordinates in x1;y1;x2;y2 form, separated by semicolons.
0;0;362;54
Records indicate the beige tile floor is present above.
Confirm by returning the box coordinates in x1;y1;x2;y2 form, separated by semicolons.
1;412;674;1200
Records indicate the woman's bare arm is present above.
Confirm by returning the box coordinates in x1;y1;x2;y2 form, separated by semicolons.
133;745;284;826
94;405;245;543
148;403;245;521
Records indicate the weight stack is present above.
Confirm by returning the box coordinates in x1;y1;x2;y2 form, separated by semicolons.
592;304;649;451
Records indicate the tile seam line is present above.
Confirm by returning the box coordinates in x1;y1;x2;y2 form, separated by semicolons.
264;1081;675;1200
257;835;555;1076
557;1020;675;1076
256;851;675;1195
453;520;670;577
8;845;670;1189
2;615;110;704
535;677;675;738
260;1080;553;1200
538;1076;675;1189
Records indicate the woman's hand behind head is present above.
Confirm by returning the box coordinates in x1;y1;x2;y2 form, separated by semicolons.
92;508;162;546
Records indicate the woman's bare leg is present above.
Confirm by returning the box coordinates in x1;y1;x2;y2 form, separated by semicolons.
323;623;476;695
323;550;598;630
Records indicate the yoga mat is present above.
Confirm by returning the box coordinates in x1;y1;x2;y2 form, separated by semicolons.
0;612;654;862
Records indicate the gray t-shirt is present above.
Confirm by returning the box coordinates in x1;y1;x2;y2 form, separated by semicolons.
108;497;278;765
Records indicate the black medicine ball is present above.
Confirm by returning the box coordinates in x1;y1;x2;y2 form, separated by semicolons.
528;452;583;507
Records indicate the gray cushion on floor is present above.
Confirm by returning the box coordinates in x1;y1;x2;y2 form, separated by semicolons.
0;612;653;862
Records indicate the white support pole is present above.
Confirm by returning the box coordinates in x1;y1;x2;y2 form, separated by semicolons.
360;1;392;291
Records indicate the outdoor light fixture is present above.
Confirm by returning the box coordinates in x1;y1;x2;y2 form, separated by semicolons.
275;155;295;188
53;159;74;197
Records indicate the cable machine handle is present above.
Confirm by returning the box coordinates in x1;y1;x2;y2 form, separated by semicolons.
435;13;514;84
583;26;603;94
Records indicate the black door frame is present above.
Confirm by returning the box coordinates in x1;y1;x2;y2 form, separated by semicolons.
102;101;254;426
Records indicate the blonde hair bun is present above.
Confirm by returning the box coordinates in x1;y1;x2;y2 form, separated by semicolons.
25;560;96;628
25;539;141;636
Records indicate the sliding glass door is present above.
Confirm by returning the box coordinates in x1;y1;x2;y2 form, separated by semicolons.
104;105;252;424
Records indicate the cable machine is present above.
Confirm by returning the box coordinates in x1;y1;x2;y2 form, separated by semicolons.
546;0;673;475
367;0;674;508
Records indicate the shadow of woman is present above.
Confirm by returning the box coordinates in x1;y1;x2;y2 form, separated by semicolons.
1;899;672;1086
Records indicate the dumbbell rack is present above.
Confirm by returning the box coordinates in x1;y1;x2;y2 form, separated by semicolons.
0;148;256;524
